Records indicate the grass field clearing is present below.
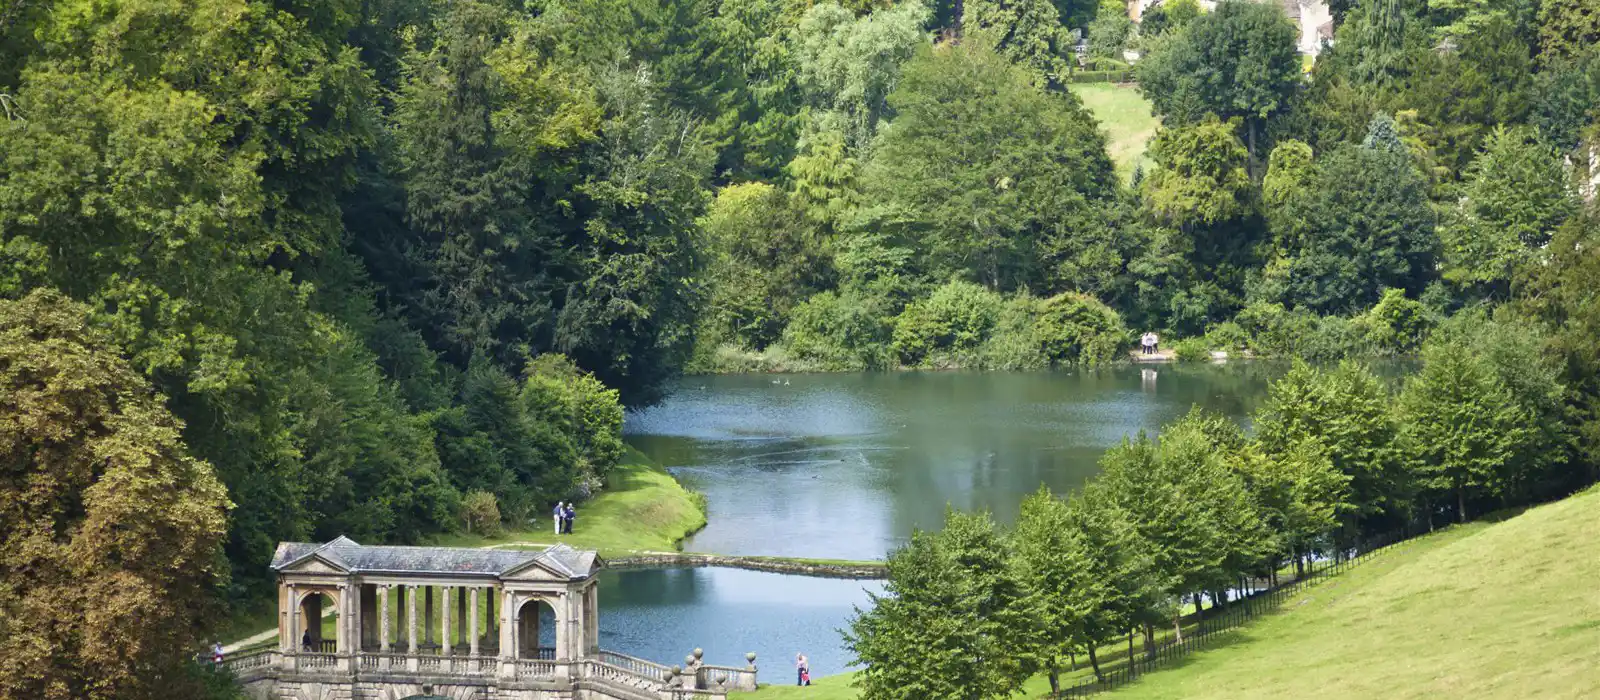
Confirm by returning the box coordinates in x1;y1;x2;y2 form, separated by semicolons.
1069;82;1159;182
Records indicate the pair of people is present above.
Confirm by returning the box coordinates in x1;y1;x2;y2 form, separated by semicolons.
1140;331;1161;355
795;653;811;686
553;501;577;535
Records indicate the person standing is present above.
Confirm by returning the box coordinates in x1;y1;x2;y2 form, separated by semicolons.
1150;331;1160;354
795;653;810;686
553;502;566;536
563;502;576;534
212;641;224;665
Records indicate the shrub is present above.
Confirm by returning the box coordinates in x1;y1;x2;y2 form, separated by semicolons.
1234;301;1315;355
1357;288;1433;353
1299;315;1371;362
1172;337;1212;362
783;290;895;370
1204;320;1249;351
892;280;1004;367
523;354;625;482
979;294;1052;371
461;491;503;537
1035;292;1127;367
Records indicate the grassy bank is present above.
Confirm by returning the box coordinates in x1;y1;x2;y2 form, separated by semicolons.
428;447;707;557
1104;486;1600;699
1069;82;1158;182
752;487;1600;699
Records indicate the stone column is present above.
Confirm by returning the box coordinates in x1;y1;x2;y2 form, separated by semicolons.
286;585;300;672
336;584;351;671
284;584;297;658
498;589;515;679
379;585;391;652
406;585;419;672
442;586;453;656
469;588;480;657
585;583;599;655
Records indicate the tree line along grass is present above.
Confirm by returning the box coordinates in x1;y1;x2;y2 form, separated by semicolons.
753;486;1600;699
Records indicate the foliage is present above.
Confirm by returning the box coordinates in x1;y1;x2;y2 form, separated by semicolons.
461;491;504;537
698;182;833;350
1142;116;1254;228
1087;14;1135;61
1203;320;1248;351
865;40;1117;291
1134;0;1300;160
847;509;1032;700
1356;288;1432;354
783;290;897;370
892;280;1005;366
0;290;231;699
1271;127;1437;314
1169;337;1210;362
1034;292;1127;366
1441;126;1579;299
964;0;1078;86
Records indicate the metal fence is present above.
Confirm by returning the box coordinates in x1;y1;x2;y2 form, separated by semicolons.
1056;527;1418;698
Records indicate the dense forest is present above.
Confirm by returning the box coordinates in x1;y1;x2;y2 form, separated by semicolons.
1;0;1598;694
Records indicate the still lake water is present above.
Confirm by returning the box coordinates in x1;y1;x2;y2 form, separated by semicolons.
625;364;1292;560
596;364;1306;676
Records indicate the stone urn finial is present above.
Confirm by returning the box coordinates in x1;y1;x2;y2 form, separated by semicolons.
693;648;704;660
745;651;757;663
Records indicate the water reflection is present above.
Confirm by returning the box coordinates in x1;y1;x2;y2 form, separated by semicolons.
626;365;1298;560
596;567;882;678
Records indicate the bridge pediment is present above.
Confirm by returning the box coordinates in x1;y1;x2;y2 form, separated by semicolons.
279;552;350;575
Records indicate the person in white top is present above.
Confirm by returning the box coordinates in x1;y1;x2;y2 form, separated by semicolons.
553;502;566;535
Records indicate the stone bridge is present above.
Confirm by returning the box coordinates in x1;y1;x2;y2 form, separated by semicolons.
223;537;758;700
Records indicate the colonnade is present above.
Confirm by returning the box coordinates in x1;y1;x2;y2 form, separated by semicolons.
283;581;600;662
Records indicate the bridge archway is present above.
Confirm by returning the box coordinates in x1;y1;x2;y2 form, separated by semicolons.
514;597;558;659
293;589;340;653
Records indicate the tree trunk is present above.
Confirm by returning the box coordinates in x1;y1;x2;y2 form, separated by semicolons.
1128;630;1136;675
1143;622;1155;660
1173;610;1183;643
1247;119;1259;177
1458;486;1469;523
1048;665;1060;696
1087;645;1103;682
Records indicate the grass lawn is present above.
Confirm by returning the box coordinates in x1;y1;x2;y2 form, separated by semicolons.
1107;486;1600;699
1069;82;1159;182
426;447;707;558
752;672;861;699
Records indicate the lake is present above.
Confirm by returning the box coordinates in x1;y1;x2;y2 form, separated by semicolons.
603;363;1380;679
596;567;882;678
624;364;1291;561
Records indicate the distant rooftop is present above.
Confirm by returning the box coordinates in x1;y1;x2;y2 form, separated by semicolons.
270;536;598;579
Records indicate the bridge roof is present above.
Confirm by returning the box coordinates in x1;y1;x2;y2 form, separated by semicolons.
270;536;598;579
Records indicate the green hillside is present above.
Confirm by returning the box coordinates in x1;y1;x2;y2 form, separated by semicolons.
752;486;1600;700
1108;486;1600;699
1069;83;1158;182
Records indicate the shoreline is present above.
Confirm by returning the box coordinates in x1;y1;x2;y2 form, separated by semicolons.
607;552;886;579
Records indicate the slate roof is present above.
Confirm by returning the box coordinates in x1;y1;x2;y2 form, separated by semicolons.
270;536;598;579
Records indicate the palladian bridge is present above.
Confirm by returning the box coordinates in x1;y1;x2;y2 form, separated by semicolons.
223;537;759;700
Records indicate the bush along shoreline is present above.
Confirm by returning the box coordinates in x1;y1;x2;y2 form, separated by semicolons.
689;284;1443;374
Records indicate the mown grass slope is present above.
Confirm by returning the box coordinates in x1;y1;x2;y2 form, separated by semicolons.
426;446;707;557
1109;486;1600;699
1069;82;1158;182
